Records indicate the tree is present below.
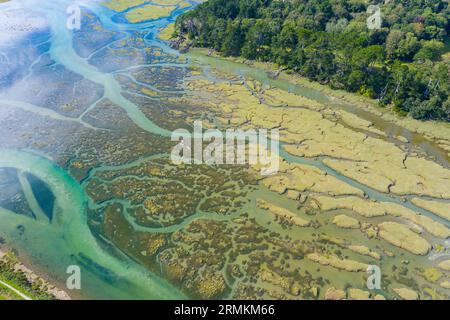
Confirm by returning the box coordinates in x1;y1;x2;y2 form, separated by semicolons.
414;40;445;62
221;20;246;56
396;33;420;61
386;29;404;59
175;0;450;122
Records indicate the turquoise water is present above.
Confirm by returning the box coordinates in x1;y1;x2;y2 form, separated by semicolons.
0;0;190;299
0;0;448;301
0;149;185;299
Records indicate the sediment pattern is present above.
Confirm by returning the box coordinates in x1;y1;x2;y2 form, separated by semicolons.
0;0;448;300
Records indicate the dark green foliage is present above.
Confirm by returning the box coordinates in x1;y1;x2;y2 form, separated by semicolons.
176;0;450;121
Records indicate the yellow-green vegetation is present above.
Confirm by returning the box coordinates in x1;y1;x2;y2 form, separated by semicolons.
393;287;419;300
158;23;175;41
183;75;450;204
378;222;431;256
2;0;448;302
422;268;444;283
195;273;226;299
312;196;450;238
347;288;371;300
259;266;292;293
347;245;381;261
440;281;450;289
257;199;310;227
314;196;387;218
324;287;346;300
126;5;176;23
102;0;148;12
411;198;450;222
160;53;450;299
260;163;364;198
306;253;369;272
102;0;190;22
322;156;450;199
153;0;189;5
438;260;450;271
332;214;360;229
189;47;450;157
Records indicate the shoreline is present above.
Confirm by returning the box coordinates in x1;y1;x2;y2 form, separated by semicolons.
186;48;450;143
184;47;450;169
0;247;71;300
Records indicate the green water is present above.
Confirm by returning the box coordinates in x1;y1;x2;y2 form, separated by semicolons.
0;0;188;299
0;149;185;299
0;0;449;300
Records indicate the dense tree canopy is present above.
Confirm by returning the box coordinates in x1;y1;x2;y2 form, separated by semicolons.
176;0;450;121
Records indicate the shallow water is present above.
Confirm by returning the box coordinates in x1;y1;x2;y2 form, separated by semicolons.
0;0;190;299
185;51;450;226
0;0;448;300
187;51;450;168
0;149;186;299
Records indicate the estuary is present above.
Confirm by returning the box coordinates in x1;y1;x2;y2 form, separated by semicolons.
0;0;449;300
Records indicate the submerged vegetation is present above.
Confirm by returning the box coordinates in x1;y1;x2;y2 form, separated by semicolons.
1;0;450;300
175;0;450;121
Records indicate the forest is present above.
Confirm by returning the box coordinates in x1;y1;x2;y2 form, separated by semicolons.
175;0;450;121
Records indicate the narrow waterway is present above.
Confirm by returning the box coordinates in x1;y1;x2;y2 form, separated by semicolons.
0;0;449;300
